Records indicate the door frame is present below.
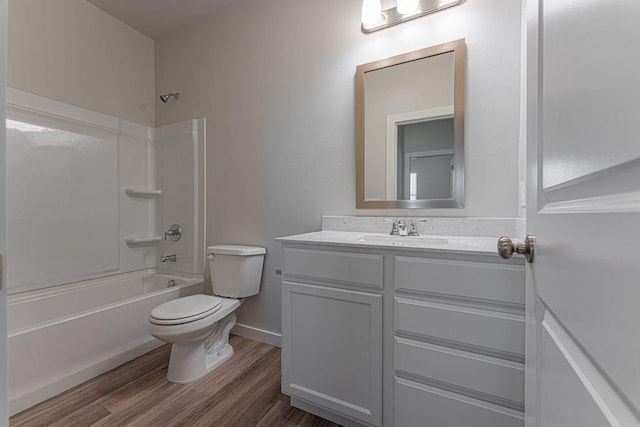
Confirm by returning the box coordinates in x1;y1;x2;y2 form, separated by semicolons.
524;0;541;424
0;0;8;424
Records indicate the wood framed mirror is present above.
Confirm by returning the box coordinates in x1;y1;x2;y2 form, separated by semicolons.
356;39;465;209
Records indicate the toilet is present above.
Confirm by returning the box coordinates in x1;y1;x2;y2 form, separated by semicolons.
148;245;266;383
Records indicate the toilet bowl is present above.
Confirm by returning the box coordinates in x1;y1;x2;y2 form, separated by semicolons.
148;245;265;383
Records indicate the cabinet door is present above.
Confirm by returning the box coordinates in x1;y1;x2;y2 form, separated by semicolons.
282;281;382;426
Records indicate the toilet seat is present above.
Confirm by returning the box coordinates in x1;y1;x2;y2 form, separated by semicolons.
150;295;223;325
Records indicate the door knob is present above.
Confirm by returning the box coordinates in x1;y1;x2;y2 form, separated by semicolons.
497;235;535;263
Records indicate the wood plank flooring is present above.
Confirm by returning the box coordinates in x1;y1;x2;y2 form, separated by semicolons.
11;335;340;427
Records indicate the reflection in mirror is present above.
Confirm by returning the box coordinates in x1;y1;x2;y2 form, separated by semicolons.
398;117;454;200
356;39;465;209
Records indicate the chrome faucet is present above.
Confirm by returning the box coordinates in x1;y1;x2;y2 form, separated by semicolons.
160;254;177;263
387;218;427;236
387;218;407;236
397;219;408;236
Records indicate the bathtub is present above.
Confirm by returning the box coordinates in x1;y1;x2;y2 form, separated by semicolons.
8;270;205;415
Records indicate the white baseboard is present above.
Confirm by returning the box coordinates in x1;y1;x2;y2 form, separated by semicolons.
10;338;163;416
231;323;281;348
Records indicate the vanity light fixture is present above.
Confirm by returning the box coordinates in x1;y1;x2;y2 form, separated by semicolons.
397;0;420;15
361;0;383;29
361;0;464;33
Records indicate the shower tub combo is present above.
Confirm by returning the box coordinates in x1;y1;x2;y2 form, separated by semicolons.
8;270;204;415
5;89;208;416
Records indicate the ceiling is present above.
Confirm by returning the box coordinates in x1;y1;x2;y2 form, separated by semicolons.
86;0;237;39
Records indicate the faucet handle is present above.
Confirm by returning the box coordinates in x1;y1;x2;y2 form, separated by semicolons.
408;219;418;236
408;218;426;236
164;224;182;242
384;218;399;235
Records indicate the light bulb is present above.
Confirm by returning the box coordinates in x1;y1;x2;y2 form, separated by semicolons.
362;0;382;28
397;0;420;14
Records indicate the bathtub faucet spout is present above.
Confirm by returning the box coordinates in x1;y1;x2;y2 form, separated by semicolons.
160;254;177;263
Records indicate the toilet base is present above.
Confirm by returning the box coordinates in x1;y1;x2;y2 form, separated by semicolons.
205;343;234;373
166;312;237;383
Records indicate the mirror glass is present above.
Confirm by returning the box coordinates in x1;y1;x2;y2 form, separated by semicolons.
356;40;465;209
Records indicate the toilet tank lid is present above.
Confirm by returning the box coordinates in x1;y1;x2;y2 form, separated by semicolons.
207;245;266;256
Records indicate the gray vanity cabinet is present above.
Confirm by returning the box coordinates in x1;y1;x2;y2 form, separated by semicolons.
391;255;525;427
280;242;525;427
281;247;384;427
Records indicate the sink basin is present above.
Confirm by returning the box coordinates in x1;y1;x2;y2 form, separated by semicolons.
349;234;448;247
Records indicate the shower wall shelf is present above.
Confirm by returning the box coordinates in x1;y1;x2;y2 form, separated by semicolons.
124;235;163;246
124;187;162;198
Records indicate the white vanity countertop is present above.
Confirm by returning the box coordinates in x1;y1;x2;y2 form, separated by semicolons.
276;231;500;256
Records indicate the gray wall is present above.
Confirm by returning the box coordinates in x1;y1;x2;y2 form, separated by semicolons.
401;119;454;154
8;0;155;126
155;0;523;336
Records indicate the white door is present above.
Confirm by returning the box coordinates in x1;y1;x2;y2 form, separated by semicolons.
525;0;640;425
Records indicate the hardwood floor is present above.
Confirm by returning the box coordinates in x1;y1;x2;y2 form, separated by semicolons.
11;335;340;427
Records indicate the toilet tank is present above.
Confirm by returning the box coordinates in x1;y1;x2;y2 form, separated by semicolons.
207;245;266;298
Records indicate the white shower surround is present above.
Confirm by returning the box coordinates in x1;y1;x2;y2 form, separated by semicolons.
5;89;207;415
7;271;204;415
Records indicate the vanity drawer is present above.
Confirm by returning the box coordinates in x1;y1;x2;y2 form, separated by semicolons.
395;377;524;427
395;297;525;357
283;248;383;289
395;337;524;405
394;256;525;305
